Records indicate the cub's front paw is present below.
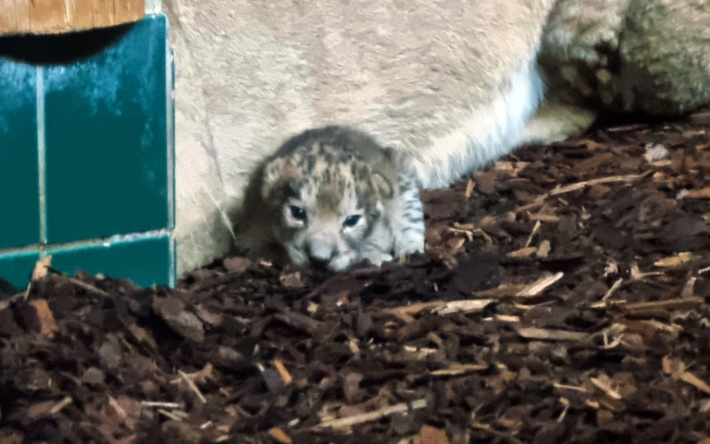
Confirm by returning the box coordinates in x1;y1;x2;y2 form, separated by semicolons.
394;231;425;256
361;250;394;267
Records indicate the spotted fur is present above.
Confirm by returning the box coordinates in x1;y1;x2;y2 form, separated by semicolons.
235;126;425;271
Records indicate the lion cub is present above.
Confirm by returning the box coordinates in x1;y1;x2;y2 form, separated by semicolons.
235;126;425;271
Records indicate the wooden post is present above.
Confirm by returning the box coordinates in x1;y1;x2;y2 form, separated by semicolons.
0;0;146;36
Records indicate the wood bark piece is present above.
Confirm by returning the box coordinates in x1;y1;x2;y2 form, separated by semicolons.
311;399;427;432
0;119;709;442
517;327;588;342
29;299;57;338
516;272;564;297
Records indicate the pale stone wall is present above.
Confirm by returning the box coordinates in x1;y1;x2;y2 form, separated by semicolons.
165;0;710;276
146;0;160;14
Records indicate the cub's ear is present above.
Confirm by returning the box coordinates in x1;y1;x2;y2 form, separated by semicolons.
355;163;393;200
261;156;300;199
370;172;393;200
382;145;410;167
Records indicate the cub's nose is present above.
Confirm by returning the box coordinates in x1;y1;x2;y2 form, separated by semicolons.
305;241;336;268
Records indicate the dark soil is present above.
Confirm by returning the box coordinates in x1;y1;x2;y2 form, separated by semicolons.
2;115;710;444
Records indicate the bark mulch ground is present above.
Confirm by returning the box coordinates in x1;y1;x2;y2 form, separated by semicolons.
1;113;710;444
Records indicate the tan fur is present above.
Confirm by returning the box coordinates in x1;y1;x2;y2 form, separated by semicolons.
165;0;710;274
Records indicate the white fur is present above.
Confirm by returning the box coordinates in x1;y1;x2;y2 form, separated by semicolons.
392;172;426;256
410;60;545;190
521;100;597;145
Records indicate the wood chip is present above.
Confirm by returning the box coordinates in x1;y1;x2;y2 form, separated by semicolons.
418;425;451;444
465;177;475;198
31;256;52;281
273;310;322;334
685;187;710;199
311;399;427;431
107;396;128;421
383;301;448;319
524;220;541;248
430;364;488;376
273;358;292;385
663;356;710;395
517;327;588;342
179;370;207;404
622;297;703;315
29;299;58;338
527;212;560;223
536;240;551;258
152;296;205;342
142;401;183;409
223;257;252;273
653;252;695;268
432;299;494;315
69;277;112;297
507;246;538;258
267;427;293;444
474;284;527;299
549;173;649;196
158;409;185;422
588;376;622;400
680;371;710;395
48;396;73;415
516;272;564;297
128;323;158;350
601;278;623;301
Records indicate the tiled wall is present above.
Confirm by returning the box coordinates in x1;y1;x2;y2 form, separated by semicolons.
0;14;175;289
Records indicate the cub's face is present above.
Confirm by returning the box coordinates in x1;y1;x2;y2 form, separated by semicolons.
261;152;393;271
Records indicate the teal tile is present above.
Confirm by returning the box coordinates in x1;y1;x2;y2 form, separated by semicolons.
0;251;39;290
48;235;174;288
0;60;39;248
44;15;169;243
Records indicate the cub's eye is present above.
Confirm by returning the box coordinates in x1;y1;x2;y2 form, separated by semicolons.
290;205;307;222
343;214;361;228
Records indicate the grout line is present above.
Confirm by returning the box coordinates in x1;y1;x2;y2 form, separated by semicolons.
103;228;172;244
0;245;41;257
0;229;172;257
36;67;47;254
167;44;175;231
166;26;176;288
169;235;176;288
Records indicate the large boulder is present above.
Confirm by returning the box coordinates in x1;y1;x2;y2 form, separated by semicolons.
540;0;710;116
